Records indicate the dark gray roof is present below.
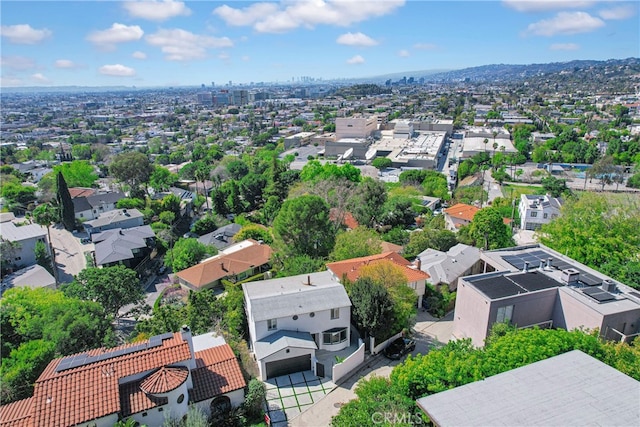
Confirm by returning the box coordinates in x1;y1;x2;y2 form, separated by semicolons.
92;225;154;265
72;197;92;213
85;191;124;208
254;330;317;360
198;223;242;250
417;350;640;427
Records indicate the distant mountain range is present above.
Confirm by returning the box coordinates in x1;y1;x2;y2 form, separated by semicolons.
362;57;640;84
3;57;639;93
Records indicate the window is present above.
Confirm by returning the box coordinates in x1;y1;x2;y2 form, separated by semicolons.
330;308;339;319
267;318;277;330
322;327;347;345
543;213;548;219
177;394;185;404
408;282;417;290
496;305;514;324
80;213;83;218
530;212;537;217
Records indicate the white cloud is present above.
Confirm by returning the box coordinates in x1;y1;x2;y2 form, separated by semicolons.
31;73;51;84
599;5;636;20
346;55;365;65
398;49;410;57
214;0;405;34
550;43;580;50
99;64;136;76
123;0;191;22
218;52;230;60
87;23;144;50
213;3;280;26
523;11;605;36
132;51;147;59
413;42;437;50
146;28;233;61
242;55;250;61
1;55;36;71
503;1;595;12
54;59;80;69
0;24;51;44
0;76;23;86
336;32;378;47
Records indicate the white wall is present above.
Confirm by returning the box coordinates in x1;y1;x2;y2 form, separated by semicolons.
371;332;403;355
332;341;364;383
193;388;245;418
259;347;316;380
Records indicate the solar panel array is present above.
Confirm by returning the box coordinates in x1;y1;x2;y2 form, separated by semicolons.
500;250;603;286
581;287;616;302
56;332;175;372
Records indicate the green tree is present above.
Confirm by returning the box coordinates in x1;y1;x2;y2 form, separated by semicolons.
235;224;273;245
165;238;214;272
34;240;53;276
53;160;98;188
349;278;395;342
329;227;383;262
541;176;571;197
275;254;326;278
350;177;387;227
149;165;177;193
0;339;56;404
404;228;457;259
109;151;153;192
32;202;59;270
56;171;75;231
273;195;335;257
0;182;36;209
63;265;146;320
191;214;220;236
468;207;514;250
243;379;267;421
626;172;640;189
372;157;392;170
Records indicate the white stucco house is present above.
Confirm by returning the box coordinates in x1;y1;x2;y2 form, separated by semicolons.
518;194;563;231
243;271;352;380
0;220;49;270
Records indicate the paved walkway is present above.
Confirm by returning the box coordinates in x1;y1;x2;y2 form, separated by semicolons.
50;225;87;284
264;371;336;427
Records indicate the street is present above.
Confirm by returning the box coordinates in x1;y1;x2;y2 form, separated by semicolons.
49;224;87;284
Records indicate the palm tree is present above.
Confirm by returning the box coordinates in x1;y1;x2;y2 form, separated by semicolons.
32;203;59;286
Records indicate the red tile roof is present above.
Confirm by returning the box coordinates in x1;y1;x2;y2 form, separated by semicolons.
327;252;429;283
68;187;96;199
0;398;32;427
1;337;246;427
176;240;272;289
444;203;479;221
190;344;246;403
329;208;360;230
140;366;189;395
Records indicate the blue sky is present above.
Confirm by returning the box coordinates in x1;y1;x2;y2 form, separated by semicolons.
1;0;638;87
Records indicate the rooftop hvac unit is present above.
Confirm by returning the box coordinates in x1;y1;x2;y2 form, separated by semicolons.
601;279;616;292
561;268;580;285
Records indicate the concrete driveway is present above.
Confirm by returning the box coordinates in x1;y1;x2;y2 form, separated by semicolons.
49;225;87;284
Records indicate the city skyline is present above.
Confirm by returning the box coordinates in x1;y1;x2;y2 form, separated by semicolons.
1;0;638;88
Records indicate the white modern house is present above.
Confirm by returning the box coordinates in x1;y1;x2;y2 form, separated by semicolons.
0;220;49;270
73;191;125;221
243;271;352;380
83;208;144;235
518;194;563;231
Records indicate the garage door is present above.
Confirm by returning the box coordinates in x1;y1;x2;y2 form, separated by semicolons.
265;354;311;379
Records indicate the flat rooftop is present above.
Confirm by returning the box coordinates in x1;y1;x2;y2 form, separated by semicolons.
469;271;559;299
417;350;640;427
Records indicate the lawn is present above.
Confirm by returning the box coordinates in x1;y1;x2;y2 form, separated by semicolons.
501;183;544;199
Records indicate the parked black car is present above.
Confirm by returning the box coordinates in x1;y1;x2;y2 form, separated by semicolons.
382;337;416;360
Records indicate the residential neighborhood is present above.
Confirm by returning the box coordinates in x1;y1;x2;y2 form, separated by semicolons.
2;56;640;427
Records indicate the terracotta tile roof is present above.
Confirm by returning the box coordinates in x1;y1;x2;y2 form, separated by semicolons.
0;398;32;427
327;252;429;283
176;240;271;289
120;382;168;418
30;333;191;427
329;208;360;230
140;366;189;395
68;187;96;199
190;344;246;403
380;241;403;254
444;203;479;222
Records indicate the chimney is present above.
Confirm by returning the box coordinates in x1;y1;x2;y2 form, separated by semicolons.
415;257;422;270
523;261;529;273
180;325;196;368
546;258;552;269
538;260;544;271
